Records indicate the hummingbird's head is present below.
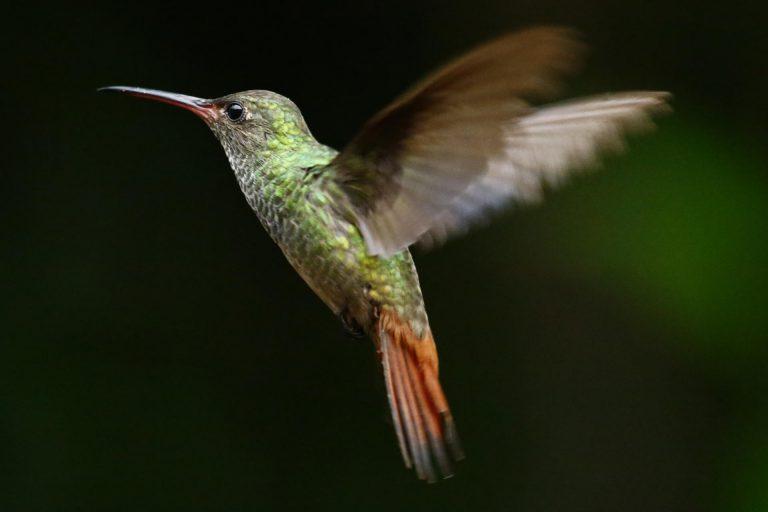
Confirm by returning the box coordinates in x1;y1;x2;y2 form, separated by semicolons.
99;86;315;169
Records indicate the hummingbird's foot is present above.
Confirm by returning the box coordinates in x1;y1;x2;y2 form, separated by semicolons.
339;308;365;339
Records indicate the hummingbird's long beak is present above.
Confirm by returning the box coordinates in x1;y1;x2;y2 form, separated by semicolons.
99;86;216;120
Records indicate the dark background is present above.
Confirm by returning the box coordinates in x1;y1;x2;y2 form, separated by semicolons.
3;1;767;510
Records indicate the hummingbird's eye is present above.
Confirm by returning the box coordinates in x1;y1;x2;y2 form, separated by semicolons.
224;102;245;122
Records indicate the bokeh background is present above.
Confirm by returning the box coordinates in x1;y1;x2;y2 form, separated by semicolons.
3;1;767;510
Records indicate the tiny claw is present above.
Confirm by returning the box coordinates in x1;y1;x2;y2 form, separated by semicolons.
340;309;365;339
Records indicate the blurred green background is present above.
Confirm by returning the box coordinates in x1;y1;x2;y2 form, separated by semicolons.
3;1;767;510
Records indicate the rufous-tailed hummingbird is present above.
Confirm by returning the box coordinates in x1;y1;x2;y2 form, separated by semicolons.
101;26;670;482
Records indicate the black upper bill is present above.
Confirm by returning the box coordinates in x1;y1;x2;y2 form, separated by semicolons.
99;86;215;119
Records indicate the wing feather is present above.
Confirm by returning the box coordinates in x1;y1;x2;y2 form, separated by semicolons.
332;26;669;256
417;91;671;249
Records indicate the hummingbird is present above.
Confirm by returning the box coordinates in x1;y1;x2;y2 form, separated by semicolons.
101;26;670;482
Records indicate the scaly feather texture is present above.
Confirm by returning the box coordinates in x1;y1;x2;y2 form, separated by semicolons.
103;24;670;483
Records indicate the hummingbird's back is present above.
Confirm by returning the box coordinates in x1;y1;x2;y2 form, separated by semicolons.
236;151;460;480
236;145;429;336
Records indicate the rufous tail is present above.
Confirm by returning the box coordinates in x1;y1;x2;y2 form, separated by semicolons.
376;307;463;482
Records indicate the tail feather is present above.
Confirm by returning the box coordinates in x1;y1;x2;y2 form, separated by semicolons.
377;308;463;482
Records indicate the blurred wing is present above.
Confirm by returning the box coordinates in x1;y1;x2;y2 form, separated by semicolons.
331;26;669;256
417;92;671;249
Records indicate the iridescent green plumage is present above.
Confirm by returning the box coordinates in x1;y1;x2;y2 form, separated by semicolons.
102;25;670;483
209;92;430;337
